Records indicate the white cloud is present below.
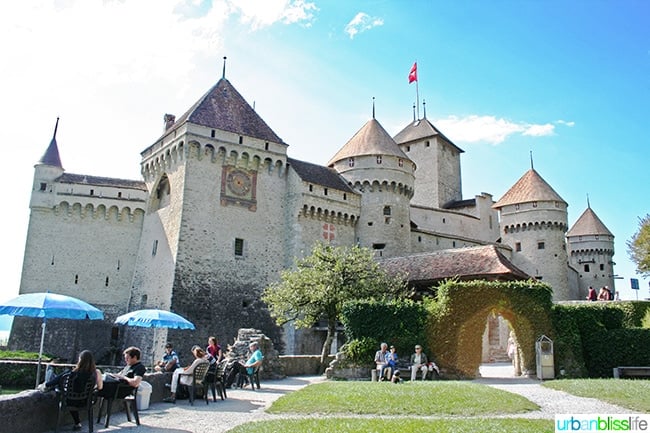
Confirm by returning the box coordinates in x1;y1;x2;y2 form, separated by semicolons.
557;119;576;127
435;115;556;145
345;12;384;39
230;0;317;29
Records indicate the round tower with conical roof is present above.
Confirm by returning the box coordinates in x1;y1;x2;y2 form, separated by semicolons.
31;118;65;209
328;118;415;258
493;168;572;300
566;204;615;299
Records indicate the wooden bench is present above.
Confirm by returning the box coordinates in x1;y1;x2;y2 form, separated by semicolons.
613;366;650;379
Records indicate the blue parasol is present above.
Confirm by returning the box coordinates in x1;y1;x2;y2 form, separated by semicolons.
0;292;104;387
114;309;195;330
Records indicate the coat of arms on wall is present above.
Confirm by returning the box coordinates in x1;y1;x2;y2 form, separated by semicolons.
220;165;257;211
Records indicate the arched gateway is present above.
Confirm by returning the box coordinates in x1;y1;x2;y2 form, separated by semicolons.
427;280;554;378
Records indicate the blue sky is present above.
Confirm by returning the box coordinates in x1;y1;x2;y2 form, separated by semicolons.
0;1;648;330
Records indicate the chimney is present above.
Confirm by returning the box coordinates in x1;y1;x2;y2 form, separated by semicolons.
164;114;176;131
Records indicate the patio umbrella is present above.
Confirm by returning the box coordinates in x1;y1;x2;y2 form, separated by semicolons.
114;309;195;365
0;292;104;387
114;309;195;330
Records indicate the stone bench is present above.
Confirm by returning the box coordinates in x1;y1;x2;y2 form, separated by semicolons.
613;366;650;379
371;365;439;381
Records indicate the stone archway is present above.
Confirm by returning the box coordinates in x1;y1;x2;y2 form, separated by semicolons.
427;280;554;378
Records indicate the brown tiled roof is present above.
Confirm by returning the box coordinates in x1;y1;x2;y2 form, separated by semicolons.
58;173;147;190
163;78;284;144
327;119;410;166
393;118;464;153
493;169;566;208
380;245;530;284
567;207;613;237
288;158;356;193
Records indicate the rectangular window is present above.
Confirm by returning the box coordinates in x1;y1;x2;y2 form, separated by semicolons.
324;188;328;196
40;182;47;191
383;206;391;216
398;159;403;167
600;264;604;271
376;155;382;164
348;157;355;167
152;240;158;256
235;238;244;256
537;242;545;250
515;242;521;252
90;189;94;196
584;264;590;272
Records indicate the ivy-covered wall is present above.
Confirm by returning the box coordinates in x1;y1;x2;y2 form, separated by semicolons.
339;282;650;380
553;301;650;377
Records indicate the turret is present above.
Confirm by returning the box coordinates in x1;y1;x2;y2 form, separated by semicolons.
494;168;571;300
328;117;415;258
393;111;463;209
32;118;65;208
566;204;615;299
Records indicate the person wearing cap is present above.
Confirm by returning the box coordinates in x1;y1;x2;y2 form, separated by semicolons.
155;342;181;372
410;345;429;381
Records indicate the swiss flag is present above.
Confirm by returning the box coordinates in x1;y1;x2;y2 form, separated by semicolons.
408;62;417;83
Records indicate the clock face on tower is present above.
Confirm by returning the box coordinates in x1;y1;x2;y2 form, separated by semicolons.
227;170;252;196
220;165;257;211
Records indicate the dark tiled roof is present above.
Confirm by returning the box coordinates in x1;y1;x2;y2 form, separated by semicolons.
58;173;147;190
328;119;410;166
288;158;355;192
39;136;63;168
567;207;613;237
380;245;530;284
164;78;284;144
443;198;476;209
393;118;464;153
494;169;566;208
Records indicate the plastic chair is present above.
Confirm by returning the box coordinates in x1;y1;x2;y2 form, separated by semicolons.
96;382;139;428
55;372;96;433
205;360;228;401
241;365;261;390
186;360;210;406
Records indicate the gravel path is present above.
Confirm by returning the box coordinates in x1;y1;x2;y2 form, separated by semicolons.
59;364;630;433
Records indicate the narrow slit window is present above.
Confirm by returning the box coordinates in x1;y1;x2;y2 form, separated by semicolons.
235;238;244;256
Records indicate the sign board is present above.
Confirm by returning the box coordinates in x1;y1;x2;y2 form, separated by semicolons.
631;278;639;290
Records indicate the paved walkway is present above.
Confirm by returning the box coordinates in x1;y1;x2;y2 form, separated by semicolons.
475;363;629;419
61;364;630;433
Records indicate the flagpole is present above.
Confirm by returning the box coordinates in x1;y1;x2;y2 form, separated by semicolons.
416;80;420;120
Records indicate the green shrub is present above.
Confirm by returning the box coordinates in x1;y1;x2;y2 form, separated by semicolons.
341;337;378;367
642;309;650;329
341;299;428;357
585;328;650;377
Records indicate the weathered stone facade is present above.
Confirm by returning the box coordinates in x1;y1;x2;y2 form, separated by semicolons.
14;75;616;365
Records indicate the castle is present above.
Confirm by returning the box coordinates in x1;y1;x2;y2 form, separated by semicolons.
12;73;616;364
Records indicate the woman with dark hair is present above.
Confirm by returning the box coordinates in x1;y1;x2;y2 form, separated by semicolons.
206;336;223;362
40;350;103;430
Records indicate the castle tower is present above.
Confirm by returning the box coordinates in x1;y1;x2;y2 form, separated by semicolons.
493;168;571;300
393;117;463;208
328;118;415;258
15;119;147;363
31;118;64;205
131;76;289;361
566;205;615;299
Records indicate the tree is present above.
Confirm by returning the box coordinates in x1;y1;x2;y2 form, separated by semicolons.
262;243;407;368
628;214;650;277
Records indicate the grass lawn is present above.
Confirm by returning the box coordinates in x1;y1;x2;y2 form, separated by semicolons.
543;379;650;412
228;418;554;433
267;381;539;416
